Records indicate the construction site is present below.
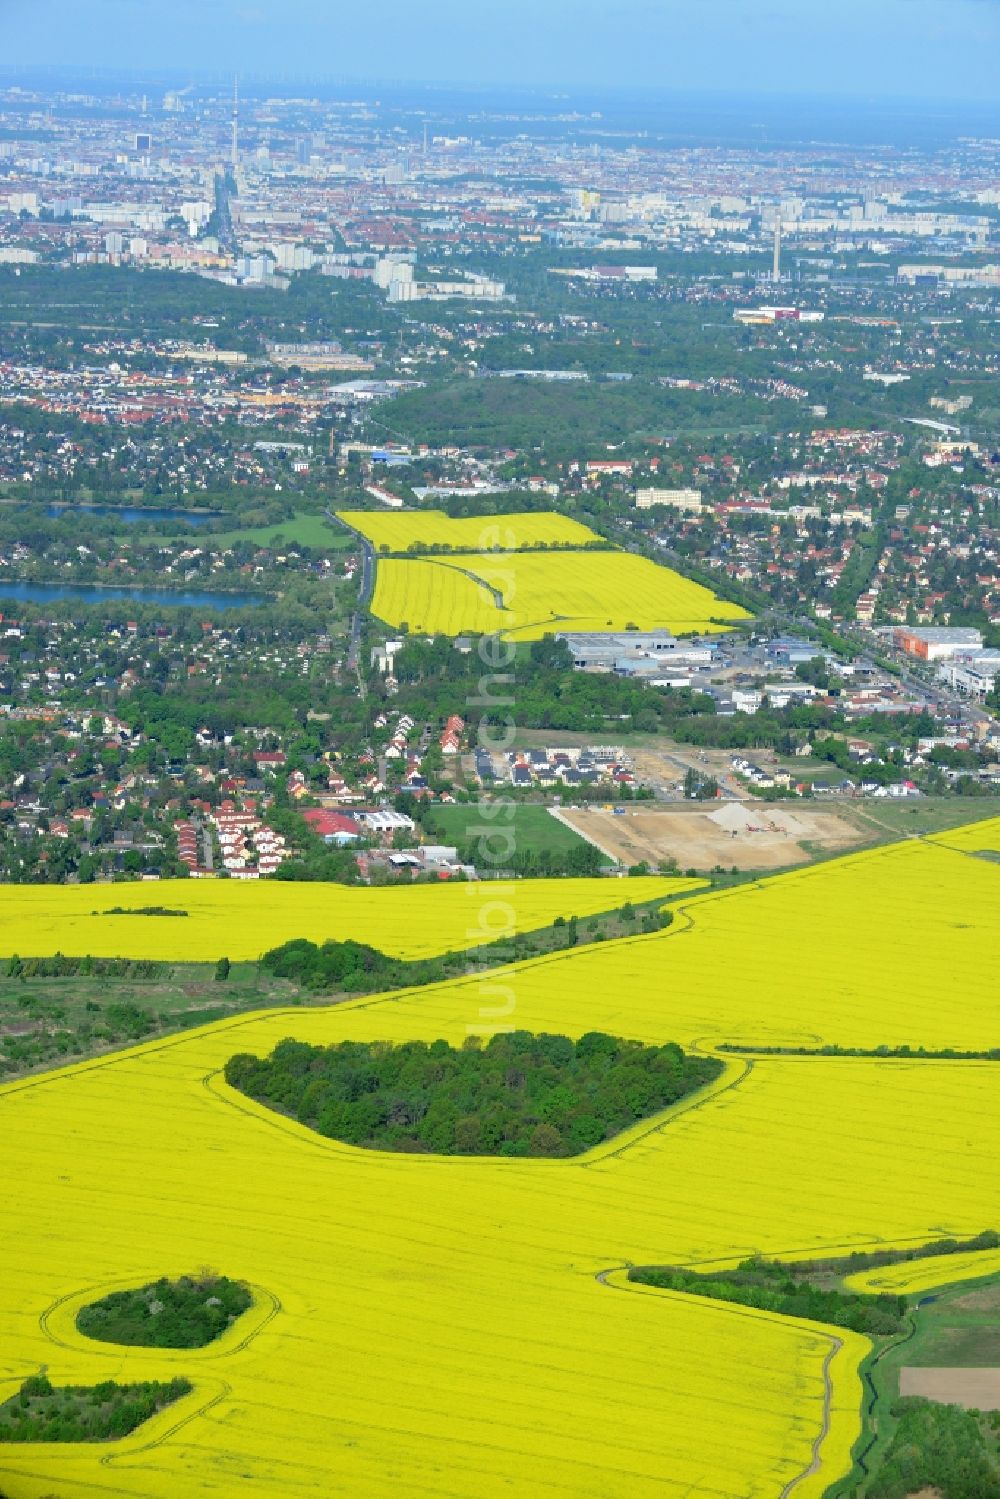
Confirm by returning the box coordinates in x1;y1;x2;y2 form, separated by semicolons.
556;802;866;872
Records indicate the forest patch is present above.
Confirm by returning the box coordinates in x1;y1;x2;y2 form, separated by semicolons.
224;1031;721;1157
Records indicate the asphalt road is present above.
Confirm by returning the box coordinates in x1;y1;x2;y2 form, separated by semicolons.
327;510;373;673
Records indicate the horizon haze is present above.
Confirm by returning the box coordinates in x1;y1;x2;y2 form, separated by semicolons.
3;0;1000;104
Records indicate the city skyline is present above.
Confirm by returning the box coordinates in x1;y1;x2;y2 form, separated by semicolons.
3;0;1000;102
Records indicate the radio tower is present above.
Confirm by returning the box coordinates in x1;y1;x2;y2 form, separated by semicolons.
772;220;782;284
231;77;239;172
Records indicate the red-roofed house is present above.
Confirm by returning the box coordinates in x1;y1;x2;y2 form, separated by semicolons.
303;809;362;844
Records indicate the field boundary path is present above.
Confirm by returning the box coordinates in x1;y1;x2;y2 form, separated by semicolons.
431;557;508;610
780;1337;843;1497
548;805;622;865
594;1263;848;1499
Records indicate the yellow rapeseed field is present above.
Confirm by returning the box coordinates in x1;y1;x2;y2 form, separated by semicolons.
0;874;697;962
352;838;996;1054
846;1248;1000;1297
337;508;602;552
1;836;997;1498
370;556;504;636
371;549;749;639
930;811;1000;855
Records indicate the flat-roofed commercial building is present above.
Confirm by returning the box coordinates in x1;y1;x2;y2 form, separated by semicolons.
635;487;703;512
556;630;717;672
893;627;984;662
941;651;1000;698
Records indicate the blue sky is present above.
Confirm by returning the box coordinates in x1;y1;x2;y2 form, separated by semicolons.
2;0;1000;100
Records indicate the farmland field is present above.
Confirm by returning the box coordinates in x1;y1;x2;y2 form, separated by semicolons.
370;548;749;639
0;831;997;1498
423;803;602;861
845;795;1000;840
198;512;351;552
343;832;997;1055
898;1366;1000;1407
841;1246;1000;1487
0;874;696;963
931;815;1000;854
369;556;503;636
337;508;602;552
847;1249;1000;1299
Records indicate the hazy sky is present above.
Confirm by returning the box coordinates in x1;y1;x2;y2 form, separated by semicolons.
3;0;1000;100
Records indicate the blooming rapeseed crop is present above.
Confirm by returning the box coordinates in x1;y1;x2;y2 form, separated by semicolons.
0;874;698;962
929;813;1000;856
0;836;997;1497
337;509;603;552
370;549;748;639
845;1247;1000;1297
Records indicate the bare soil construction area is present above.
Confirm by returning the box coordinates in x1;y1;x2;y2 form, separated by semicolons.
900;1367;1000;1411
558;803;866;871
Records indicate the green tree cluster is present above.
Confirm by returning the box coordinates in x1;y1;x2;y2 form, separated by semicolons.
7;955;161;980
224;1032;720;1157
630;1258;907;1337
77;1276;251;1350
261;937;422;992
867;1398;1000;1499
456;837;604;878
0;1375;191;1443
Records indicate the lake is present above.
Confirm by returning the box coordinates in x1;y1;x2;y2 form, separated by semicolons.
45;504;222;527
0;581;263;610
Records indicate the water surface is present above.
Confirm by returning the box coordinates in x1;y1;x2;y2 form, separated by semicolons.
0;580;262;610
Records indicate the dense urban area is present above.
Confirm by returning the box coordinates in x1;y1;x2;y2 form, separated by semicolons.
0;79;998;890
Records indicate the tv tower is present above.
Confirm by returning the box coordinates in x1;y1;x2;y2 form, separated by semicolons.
772;220;782;284
231;77;239;171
